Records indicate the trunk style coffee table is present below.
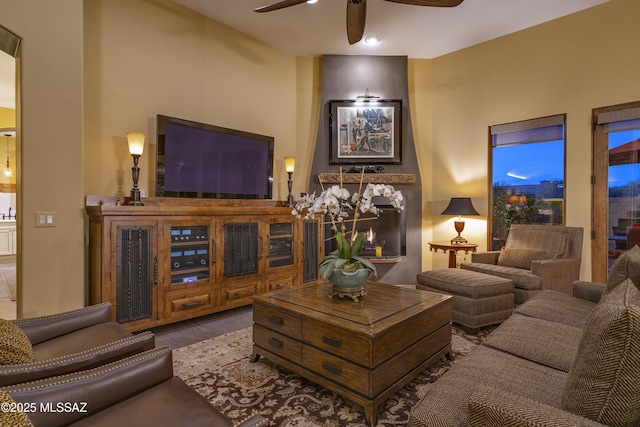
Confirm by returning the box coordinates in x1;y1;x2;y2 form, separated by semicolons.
251;281;452;426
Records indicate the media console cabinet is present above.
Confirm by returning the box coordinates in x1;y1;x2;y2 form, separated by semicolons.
85;196;321;331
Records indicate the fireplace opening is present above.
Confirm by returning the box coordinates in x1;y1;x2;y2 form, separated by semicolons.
323;197;407;259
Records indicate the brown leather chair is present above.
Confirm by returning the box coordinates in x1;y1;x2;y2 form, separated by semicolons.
0;302;155;386
3;346;266;427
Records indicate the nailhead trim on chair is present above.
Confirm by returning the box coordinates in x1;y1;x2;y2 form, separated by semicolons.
233;412;269;427
12;302;111;324
0;331;154;373
5;347;170;392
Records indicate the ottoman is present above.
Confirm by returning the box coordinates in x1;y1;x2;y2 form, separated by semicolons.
417;269;514;333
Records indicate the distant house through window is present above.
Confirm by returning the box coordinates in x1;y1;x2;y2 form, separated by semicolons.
489;115;566;250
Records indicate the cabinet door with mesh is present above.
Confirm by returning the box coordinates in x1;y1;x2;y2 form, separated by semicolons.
223;222;259;278
303;220;319;283
115;225;156;323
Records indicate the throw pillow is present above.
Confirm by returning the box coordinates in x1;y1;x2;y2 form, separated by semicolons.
606;245;640;295
497;248;547;270
0;319;34;365
0;391;34;427
561;278;640;426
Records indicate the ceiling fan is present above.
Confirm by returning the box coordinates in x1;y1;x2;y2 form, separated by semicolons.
254;0;464;45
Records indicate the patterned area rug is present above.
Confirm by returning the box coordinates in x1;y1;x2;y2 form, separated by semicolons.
173;325;493;426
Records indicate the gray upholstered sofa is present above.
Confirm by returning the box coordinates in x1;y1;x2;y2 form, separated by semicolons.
460;224;583;305
409;245;640;427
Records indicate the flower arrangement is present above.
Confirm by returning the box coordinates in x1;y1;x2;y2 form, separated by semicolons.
292;171;404;281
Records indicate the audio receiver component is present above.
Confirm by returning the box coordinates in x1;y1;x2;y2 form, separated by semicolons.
170;246;209;271
170;225;208;242
169;225;211;285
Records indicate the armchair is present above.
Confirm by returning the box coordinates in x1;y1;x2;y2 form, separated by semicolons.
0;302;155;386
2;346;266;427
460;224;583;305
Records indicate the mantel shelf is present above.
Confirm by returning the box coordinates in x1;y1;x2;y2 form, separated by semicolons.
363;256;402;264
317;173;416;185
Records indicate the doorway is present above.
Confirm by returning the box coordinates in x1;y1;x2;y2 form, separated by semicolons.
592;101;640;283
0;26;20;319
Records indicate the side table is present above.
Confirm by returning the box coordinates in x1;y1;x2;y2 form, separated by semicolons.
429;241;478;268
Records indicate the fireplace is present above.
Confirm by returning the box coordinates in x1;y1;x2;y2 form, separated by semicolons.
324;197;407;259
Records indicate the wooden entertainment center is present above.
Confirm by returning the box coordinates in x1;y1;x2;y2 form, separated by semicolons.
85;196;321;331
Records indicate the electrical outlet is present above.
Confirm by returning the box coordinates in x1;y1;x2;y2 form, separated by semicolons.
35;212;56;227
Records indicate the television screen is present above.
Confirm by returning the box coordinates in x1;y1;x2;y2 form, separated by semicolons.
156;115;274;199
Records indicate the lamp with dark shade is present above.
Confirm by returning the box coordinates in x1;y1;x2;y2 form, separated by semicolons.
441;197;480;245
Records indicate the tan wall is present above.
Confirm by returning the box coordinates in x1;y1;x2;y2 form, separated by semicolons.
416;0;640;276
1;0;84;317
83;0;301;201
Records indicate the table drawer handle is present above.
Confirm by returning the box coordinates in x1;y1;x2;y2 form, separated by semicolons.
268;315;283;326
322;335;341;348
322;361;340;375
267;337;282;349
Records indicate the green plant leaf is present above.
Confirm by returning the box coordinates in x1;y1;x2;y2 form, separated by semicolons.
336;232;352;259
351;232;365;257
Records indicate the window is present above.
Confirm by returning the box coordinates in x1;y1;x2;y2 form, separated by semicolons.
489;115;566;250
592;102;640;282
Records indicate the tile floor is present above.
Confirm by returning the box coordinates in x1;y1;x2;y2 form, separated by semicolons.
149;305;253;349
0;257;16;320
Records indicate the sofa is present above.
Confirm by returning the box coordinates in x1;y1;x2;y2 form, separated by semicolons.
0;302;155;386
460;224;583;305
409;245;640;427
1;346;266;427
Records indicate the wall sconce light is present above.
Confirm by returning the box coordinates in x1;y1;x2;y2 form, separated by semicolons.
127;132;145;206
284;156;296;207
441;197;480;244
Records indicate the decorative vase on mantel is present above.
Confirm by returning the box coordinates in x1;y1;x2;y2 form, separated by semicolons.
328;268;370;302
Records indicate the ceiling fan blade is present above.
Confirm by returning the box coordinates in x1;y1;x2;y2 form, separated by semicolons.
346;0;367;45
254;0;308;13
384;0;463;7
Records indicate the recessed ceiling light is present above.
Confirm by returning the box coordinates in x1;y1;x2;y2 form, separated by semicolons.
364;36;379;45
306;0;318;4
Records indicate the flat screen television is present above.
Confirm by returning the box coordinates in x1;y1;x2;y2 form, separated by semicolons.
156;115;274;199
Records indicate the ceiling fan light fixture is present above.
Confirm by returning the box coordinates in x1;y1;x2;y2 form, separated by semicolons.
364;36;379;45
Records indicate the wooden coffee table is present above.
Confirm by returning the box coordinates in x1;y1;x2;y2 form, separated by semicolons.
251;281;452;426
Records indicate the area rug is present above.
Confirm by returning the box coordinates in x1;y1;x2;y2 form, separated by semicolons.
173;325;493;426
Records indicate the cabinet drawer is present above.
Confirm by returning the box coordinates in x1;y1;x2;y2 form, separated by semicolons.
167;292;215;316
253;324;302;363
222;282;259;306
253;302;302;340
302;345;369;395
303;320;371;367
266;276;294;292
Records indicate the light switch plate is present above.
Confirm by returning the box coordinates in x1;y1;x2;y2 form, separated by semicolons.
35;212;56;227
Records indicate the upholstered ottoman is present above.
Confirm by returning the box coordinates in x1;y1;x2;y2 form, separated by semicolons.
417;269;514;333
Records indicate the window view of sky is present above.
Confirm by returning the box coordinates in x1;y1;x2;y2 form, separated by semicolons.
492;140;564;186
609;129;640;187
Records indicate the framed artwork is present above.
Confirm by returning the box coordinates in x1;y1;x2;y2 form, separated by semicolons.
329;100;402;165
